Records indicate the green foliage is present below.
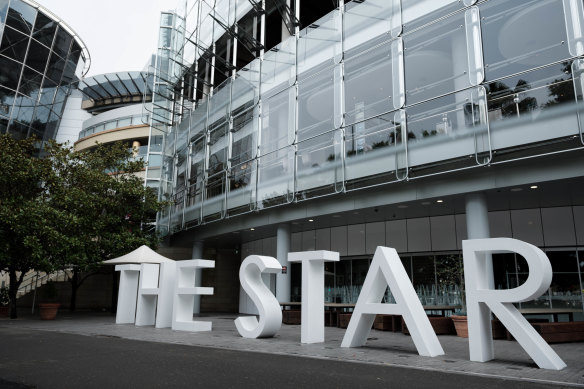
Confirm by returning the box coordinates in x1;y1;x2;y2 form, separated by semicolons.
0;135;166;318
436;254;466;314
42;281;59;302
0;287;9;307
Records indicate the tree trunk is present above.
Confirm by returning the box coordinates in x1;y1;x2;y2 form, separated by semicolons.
69;269;79;312
8;269;19;319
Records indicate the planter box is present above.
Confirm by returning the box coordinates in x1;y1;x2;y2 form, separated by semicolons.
531;322;584;343
404;316;456;335
0;306;8;317
338;313;352;329
282;309;301;325
374;314;402;332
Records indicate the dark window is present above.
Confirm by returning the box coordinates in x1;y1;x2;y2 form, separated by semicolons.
8;119;29;139
25;39;49;73
18;66;43;99
299;0;336;31
0;54;23;90
46;51;65;83
5;0;37;34
0;116;8;134
0;0;9;25
33;12;58;47
0;26;30;62
52;26;72;58
0;85;16;117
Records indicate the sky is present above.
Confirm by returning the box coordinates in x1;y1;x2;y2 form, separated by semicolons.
35;0;176;77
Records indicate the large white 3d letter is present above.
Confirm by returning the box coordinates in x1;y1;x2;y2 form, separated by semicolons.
341;247;444;357
115;264;141;324
288;251;339;343
172;259;215;332
235;255;282;338
463;238;566;370
134;262;176;328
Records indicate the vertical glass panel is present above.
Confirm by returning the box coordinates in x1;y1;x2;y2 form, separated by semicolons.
52;27;72;59
345;110;407;191
0;86;16;118
231;57;260;115
117;117;132;128
547;251;582;309
564;0;584;57
403;11;470;105
256;146;295;209
486;63;576;147
1;26;30;62
208;78;231;124
296;129;343;200
6;0;37;34
412;256;436;304
260;86;295;154
227;159;257;216
297;9;342;78
402;0;465;34
185;135;205;226
33;13;58;48
406;87;488;175
344;0;395;53
480;0;570;82
231;106;258;165
47;52;65;83
207;121;229;176
25;39;49;73
189;100;207;142
0;55;22;91
465;7;484;86
344;41;393;126
297;67;336;142
261;36;296;96
203;172;226;222
18;66;42;99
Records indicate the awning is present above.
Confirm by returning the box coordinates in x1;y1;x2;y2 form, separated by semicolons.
102;245;174;265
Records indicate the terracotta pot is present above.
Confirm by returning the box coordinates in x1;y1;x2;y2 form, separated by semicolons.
39;303;60;320
0;306;8;317
451;315;468;338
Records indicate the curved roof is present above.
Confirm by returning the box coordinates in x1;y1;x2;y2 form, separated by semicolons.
79;71;154;102
22;0;91;76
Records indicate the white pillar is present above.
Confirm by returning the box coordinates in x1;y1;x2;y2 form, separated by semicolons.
276;224;291;302
192;241;204;314
465;193;494;288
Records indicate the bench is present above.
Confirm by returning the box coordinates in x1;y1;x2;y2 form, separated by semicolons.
531;322;584;343
402;315;455;335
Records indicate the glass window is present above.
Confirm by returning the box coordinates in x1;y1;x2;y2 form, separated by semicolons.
344;110;407;191
25;39;49;73
296;129;343;200
403;11;470;105
208;79;231;125
33;12;58;47
189;101;207;142
0;26;30;62
18;66;42;99
412;256;436;304
257;146;295;209
13;94;34;125
46;52;65;83
231;58;260;115
402;0;467;34
480;0;570;82
203;172;226;221
29;104;50;138
344;0;395;53
344;41;394;126
297;9;342;78
547;251;582;309
207;122;229;177
260;86;295;154
8;119;29;140
261;36;296;96
6;0;37;34
297;67;337;142
231;107;258;165
227;159;257;216
0;55;23;91
52;26;72;59
0;85;16;118
117;117;132;128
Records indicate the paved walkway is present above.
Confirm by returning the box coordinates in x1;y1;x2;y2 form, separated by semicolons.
1;312;583;387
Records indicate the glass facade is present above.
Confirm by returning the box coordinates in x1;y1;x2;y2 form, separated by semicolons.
0;0;88;152
156;0;584;233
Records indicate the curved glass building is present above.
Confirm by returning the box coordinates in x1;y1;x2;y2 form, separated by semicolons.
151;0;584;315
0;0;89;152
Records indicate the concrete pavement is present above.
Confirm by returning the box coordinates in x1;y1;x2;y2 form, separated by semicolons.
1;311;583;387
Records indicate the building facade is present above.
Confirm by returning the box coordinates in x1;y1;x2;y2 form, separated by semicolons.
151;0;584;316
0;0;89;153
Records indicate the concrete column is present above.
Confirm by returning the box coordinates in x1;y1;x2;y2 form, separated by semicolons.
192;241;204;314
465;193;494;288
276;224;291;302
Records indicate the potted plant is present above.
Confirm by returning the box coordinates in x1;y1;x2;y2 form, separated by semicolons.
38;281;60;320
0;287;9;317
437;255;468;337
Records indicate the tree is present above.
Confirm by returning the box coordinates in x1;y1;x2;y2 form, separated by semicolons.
0;135;165;318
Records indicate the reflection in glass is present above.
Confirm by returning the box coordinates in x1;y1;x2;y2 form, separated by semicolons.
480;0;570;82
257;146;294;209
297;9;342;78
297;68;335;141
32;12;57;47
260;87;294;154
404;12;469;105
227;159;257;216
1;26;30;62
231;107;258;165
6;0;37;34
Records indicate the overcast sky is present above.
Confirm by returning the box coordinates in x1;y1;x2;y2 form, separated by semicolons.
35;0;176;77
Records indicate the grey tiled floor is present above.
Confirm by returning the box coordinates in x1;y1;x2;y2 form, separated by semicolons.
1;313;583;387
